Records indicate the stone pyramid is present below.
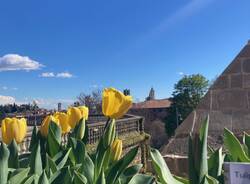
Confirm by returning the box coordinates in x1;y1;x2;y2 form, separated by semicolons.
162;40;250;155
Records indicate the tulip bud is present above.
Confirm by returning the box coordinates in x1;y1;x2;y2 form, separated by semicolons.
102;88;132;119
103;119;116;149
78;106;89;120
54;112;71;134
1;117;27;144
40;115;60;137
110;139;122;162
67;107;82;128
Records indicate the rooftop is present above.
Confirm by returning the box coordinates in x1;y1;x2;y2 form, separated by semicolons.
132;99;171;109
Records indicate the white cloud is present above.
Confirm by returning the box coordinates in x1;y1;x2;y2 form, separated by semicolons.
0;54;44;71
32;98;74;109
0;95;15;104
56;72;73;78
40;72;55;77
40;72;73;78
178;72;185;76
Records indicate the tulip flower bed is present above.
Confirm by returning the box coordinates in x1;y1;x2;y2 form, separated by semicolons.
0;87;249;184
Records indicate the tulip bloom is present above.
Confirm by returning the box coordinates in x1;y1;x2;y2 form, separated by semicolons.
110;138;123;162
1;117;27;144
54;112;71;134
40;115;60;137
102;88;133;119
78;106;89;120
67;107;82;128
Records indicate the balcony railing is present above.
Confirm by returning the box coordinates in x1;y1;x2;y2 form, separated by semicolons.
17;114;144;153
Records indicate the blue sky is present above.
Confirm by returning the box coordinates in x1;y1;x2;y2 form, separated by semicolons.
0;0;250;109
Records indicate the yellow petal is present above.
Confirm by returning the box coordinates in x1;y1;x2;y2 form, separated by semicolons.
1;118;12;144
67;107;82;128
54;112;71;134
78;106;89;120
40;115;59;137
16;118;27;143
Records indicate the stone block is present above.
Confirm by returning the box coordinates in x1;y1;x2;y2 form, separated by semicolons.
223;59;242;74
232;110;250;134
242;59;250;73
231;74;243;88
237;45;250;58
196;91;211;110
243;74;250;88
211;75;229;89
211;90;248;110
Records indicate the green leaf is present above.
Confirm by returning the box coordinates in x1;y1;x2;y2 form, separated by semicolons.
223;128;250;162
50;167;72;184
81;124;89;144
47;121;61;157
46;155;58;174
188;134;198;184
173;175;189;184
204;175;219;184
72;118;86;140
208;148;224;178
73;171;87;184
120;164;142;183
96;170;106;184
29;140;43;176
8;139;19;169
243;132;250;156
80;154;94;184
38;170;49;184
0;142;10;184
22;175;36;184
70;138;86;164
106;146;139;184
29;126;38;152
94;138;108;181
8;168;30;184
128;174;154;184
198;117;209;183
150;148;182;184
57;148;72;170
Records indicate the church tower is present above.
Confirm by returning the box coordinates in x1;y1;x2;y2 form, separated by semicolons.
146;87;155;101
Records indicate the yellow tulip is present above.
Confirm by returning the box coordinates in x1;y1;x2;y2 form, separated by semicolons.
67;107;82;128
110;138;123;162
40;115;60;137
78;106;89;120
102;88;133;119
54;112;71;134
1;117;27;144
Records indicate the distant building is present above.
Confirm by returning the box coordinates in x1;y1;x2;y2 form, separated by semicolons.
58;103;62;111
129;88;171;148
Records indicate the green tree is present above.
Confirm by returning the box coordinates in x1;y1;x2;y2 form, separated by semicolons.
165;74;209;136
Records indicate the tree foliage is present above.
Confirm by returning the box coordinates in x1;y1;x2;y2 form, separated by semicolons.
165;74;209;136
76;89;102;114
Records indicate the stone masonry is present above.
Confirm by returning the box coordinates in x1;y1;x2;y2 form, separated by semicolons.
162;40;250;155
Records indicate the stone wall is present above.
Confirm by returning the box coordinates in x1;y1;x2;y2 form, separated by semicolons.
163;41;250;155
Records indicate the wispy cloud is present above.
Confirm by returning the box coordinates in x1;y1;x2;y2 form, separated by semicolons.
178;72;185;76
56;72;73;78
0;95;15;104
40;72;74;78
90;84;103;89
151;0;214;35
0;54;44;71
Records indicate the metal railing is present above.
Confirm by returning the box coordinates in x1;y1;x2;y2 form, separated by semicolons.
18;114;144;153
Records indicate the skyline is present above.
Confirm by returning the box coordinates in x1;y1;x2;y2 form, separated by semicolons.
0;0;250;109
